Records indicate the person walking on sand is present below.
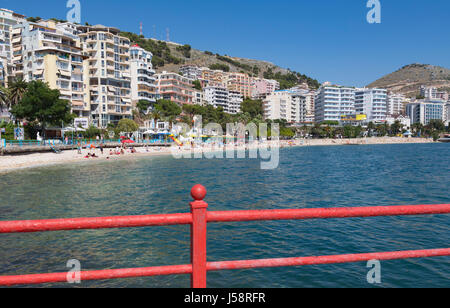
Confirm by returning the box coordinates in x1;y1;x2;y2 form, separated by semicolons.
77;142;82;154
99;143;104;155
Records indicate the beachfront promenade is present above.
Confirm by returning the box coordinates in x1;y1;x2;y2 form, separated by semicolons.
0;139;172;155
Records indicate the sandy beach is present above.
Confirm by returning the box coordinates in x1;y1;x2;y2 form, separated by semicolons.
0;137;435;173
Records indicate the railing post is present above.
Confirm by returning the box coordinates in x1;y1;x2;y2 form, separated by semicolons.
190;185;208;288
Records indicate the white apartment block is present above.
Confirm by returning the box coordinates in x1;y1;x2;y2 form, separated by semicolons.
420;85;449;101
263;90;307;123
387;93;409;116
0;8;25;85
179;65;202;80
78;25;132;128
354;88;387;122
12;20;89;117
293;88;315;123
204;85;243;114
314;86;355;122
130;44;157;111
406;101;446;125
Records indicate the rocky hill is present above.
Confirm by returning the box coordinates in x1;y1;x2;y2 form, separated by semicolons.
367;63;450;97
120;32;320;89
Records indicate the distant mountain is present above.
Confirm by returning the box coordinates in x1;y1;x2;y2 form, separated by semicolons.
367;64;450;97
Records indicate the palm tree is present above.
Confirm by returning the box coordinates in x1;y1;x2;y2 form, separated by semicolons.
0;86;9;112
8;78;28;108
151;109;162;123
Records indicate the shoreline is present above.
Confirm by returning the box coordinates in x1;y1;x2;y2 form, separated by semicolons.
0;137;436;173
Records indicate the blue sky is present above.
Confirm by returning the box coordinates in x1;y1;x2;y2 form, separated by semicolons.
2;0;450;87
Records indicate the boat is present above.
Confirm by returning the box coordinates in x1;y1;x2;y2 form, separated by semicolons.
438;134;450;143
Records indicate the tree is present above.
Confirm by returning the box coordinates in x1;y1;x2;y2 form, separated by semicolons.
10;80;74;138
240;98;263;119
0;86;9;112
8;78;28;109
136;99;152;114
117;118;139;133
192;80;202;91
390;121;402;136
154;99;182;119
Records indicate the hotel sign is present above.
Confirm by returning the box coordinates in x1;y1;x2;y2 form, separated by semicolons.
341;114;367;122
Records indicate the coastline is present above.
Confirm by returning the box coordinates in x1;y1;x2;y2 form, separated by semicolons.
0;137;436;173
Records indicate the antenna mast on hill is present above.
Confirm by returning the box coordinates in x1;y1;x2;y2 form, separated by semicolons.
140;22;143;36
166;28;170;42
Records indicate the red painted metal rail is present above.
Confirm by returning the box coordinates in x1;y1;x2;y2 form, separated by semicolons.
0;184;449;288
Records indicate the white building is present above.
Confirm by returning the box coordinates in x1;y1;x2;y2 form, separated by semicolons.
354;88;387;122
387;93;409;116
263;90;306;123
0;8;25;85
385;115;411;128
78;24;132;128
179;65;202;80
314;85;355;122
130;44;157;111
420;85;449;101
204;85;243;114
13;20;89;118
406;101;446;125
293;88;315;123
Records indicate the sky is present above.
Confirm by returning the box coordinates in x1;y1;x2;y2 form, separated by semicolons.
2;0;450;87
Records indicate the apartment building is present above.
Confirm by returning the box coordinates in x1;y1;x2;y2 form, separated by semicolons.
179;65;202;80
200;68;228;87
387;93;409;116
293;88;315;123
193;89;206;106
204;85;243;114
12;20;89;117
78;25;132;128
263;90;307;123
0;8;25;85
251;78;280;100
156;71;194;105
354;88;387;122
130;44;157;111
226;72;253;98
406;101;446;125
314;85;355;122
420;85;449;101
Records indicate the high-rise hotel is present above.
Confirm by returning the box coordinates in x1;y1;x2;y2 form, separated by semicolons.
314;85;355;122
78;25;132;128
129;44;157;111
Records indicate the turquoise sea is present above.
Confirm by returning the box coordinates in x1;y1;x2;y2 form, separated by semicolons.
0;143;449;288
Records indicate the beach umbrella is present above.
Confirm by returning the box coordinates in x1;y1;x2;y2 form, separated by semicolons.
86;144;96;149
122;139;135;144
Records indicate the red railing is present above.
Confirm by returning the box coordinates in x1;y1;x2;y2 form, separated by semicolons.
0;184;449;288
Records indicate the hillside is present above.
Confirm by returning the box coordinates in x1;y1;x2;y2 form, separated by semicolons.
120;32;320;89
367;63;450;97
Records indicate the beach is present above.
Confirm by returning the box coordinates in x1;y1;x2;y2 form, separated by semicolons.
0;137;435;173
